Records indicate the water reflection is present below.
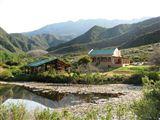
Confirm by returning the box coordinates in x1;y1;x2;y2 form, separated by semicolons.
2;99;52;111
0;84;116;109
0;84;83;108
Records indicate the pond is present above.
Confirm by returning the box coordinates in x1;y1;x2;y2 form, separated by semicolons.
0;84;121;109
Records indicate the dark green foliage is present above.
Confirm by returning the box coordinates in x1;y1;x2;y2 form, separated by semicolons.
0;50;13;62
124;73;144;85
132;77;160;120
78;56;91;65
147;72;160;81
5;61;19;66
133;99;160;120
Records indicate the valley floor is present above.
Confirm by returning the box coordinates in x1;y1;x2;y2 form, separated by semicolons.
0;81;143;115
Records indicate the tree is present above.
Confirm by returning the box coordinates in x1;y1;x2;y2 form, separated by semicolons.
150;47;160;66
77;56;92;73
78;56;91;66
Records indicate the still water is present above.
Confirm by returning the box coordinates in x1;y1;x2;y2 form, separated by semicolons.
0;84;114;109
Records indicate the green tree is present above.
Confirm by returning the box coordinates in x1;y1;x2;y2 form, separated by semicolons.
78;56;91;66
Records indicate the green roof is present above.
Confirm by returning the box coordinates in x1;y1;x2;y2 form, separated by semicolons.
88;48;116;56
27;58;56;67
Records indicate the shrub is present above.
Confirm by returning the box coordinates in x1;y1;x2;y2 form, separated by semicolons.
124;73;144;85
5;61;19;66
132;99;160;120
0;70;13;80
78;56;91;66
35;109;62;120
11;68;22;76
147;72;159;81
0;104;27;120
132;77;160;120
0;105;9;120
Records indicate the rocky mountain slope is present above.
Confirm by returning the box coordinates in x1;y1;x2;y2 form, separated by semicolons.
48;17;160;54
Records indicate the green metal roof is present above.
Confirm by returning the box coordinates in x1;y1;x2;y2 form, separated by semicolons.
27;58;56;67
88;48;116;56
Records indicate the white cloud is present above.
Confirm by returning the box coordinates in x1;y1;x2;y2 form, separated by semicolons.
0;0;159;33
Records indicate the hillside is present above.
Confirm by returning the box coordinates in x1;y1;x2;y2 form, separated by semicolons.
30;34;65;48
48;26;107;51
48;17;160;54
121;30;160;48
0;27;65;52
25;18;148;40
122;42;160;62
0;27;18;52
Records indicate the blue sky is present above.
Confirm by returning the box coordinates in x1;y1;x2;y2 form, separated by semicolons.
0;0;159;33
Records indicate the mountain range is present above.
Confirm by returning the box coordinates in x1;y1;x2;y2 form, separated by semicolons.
0;17;160;54
25;18;149;40
48;16;160;54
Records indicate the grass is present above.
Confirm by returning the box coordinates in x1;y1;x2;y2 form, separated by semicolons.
105;65;151;76
0;103;136;120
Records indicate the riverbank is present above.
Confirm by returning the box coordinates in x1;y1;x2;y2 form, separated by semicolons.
0;81;143;115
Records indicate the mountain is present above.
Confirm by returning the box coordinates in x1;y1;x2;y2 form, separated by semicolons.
25;18;148;40
121;30;160;48
0;27;65;52
30;34;65;49
48;17;160;54
0;27;18;52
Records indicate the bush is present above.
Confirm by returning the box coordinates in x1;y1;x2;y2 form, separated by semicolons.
124;73;144;85
5;61;19;66
0;104;27;120
132;99;160;120
0;70;13;80
35;109;62;120
132;77;160;120
147;72;159;81
11;68;22;76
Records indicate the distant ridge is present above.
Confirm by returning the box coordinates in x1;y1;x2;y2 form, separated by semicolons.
48;16;160;54
24;18;149;41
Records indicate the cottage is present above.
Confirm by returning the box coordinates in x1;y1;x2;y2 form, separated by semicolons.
24;58;70;74
88;48;130;67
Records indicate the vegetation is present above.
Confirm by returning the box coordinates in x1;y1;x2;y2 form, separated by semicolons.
150;47;160;66
48;17;160;54
1;15;160;120
0;27;64;52
122;43;160;62
1;64;159;85
0;50;159;85
0;76;160;120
